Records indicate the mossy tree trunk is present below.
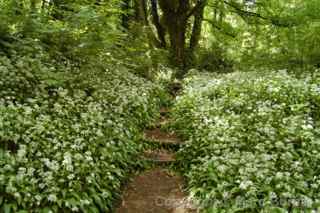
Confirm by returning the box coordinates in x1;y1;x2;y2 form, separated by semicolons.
151;0;166;47
121;0;207;75
158;0;190;70
134;0;149;25
158;0;207;74
190;0;206;52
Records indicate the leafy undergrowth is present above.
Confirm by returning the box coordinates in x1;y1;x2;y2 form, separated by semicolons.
0;54;164;212
173;71;320;212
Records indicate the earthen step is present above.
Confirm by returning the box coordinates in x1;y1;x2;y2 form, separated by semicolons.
116;169;197;213
144;129;182;145
143;149;176;163
160;108;170;116
154;116;171;128
169;82;182;96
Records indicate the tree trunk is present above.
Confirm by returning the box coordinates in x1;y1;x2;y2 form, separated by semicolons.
159;0;190;69
190;0;206;51
169;22;187;69
134;0;148;25
151;0;166;47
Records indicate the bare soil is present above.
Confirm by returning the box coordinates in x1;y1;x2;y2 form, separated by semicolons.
144;128;181;144
160;108;170;116
115;97;194;213
143;149;175;162
115;168;195;213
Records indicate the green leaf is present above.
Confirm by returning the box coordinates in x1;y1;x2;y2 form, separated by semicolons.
93;194;104;211
3;204;11;213
42;207;53;213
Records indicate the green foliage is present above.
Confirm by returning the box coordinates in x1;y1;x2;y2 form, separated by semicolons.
201;0;320;72
192;47;234;73
112;27;170;80
0;1;166;210
173;70;320;211
0;51;163;212
0;0;319;211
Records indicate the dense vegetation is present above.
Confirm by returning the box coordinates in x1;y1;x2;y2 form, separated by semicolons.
0;0;166;212
0;65;162;212
0;0;319;212
173;71;320;211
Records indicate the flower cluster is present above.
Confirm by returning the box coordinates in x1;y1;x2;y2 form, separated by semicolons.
173;71;320;212
0;55;163;212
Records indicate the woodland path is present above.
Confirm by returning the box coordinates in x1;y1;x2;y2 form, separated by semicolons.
116;88;196;213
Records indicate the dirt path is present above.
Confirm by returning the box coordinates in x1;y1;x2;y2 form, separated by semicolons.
115;106;195;213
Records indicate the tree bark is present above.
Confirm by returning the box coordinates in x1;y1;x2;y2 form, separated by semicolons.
190;0;206;51
151;0;166;47
159;0;190;69
134;0;148;25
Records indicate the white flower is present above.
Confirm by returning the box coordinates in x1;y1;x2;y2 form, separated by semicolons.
80;199;90;205
13;192;21;199
39;183;45;189
24;106;33;115
66;165;74;172
68;174;75;180
275;172;283;179
85;155;93;161
71;207;79;212
35;195;42;201
239;180;253;190
217;165;227;173
63;152;73;171
17;148;27;159
48;194;57;202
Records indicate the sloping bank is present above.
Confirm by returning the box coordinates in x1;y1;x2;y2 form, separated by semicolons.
172;71;320;212
0;55;164;212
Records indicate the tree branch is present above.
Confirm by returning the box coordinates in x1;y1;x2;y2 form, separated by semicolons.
186;0;207;19
222;0;297;27
203;19;236;38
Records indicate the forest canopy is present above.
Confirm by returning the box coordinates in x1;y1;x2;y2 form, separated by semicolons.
0;0;319;77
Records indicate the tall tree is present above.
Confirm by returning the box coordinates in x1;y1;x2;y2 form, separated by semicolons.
120;0;207;73
150;0;166;47
156;0;207;71
190;0;207;53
